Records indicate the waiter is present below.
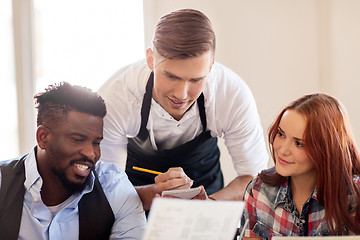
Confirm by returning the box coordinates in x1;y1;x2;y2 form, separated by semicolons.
98;9;268;210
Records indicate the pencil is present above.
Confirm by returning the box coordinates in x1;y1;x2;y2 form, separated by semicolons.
132;166;163;175
132;166;194;182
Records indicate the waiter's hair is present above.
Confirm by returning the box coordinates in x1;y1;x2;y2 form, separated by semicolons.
260;93;360;235
34;82;106;127
152;8;215;59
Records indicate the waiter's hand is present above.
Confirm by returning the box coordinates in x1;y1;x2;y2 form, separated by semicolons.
191;185;208;200
154;167;193;194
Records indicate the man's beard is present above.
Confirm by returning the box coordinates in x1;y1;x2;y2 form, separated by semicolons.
55;169;89;194
50;160;93;194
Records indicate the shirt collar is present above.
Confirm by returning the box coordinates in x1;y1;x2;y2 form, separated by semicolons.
274;178;289;207
24;146;42;191
151;98;199;122
274;177;318;211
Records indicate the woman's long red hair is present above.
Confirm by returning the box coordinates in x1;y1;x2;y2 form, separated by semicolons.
261;93;360;234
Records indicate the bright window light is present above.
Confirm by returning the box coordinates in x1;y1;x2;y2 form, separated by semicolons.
33;0;145;92
0;0;18;159
1;1;144;160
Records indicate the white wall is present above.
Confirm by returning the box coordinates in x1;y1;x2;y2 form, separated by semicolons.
143;0;360;185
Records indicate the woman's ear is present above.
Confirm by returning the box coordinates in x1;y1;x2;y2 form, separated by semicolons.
146;48;154;71
36;125;50;149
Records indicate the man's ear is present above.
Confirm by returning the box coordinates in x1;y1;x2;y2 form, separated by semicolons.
36;125;50;149
146;48;154;71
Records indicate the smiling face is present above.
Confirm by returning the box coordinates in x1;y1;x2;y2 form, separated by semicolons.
273;110;316;182
38;111;103;192
146;49;214;121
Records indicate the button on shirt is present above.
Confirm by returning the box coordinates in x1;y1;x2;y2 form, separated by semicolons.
149;98;203;151
0;148;146;240
98;59;268;175
240;174;359;239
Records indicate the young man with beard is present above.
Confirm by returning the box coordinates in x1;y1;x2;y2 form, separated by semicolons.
0;82;146;239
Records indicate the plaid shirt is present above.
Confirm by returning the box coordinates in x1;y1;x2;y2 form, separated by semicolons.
240;168;359;239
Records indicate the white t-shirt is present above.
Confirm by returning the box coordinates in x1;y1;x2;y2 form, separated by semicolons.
98;59;268;176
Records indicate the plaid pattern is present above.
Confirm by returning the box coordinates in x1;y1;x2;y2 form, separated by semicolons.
240;168;358;239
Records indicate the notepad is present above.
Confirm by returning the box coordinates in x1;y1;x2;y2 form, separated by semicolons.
143;198;245;240
161;186;202;199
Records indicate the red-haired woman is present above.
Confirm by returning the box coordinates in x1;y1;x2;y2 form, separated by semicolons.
241;93;360;239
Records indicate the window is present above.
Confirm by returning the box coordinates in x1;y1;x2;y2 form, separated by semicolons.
1;0;144;160
0;0;18;159
33;0;145;91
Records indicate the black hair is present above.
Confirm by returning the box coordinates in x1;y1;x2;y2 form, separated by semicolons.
34;82;106;127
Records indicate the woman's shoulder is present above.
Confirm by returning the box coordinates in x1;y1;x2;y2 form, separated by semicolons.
248;167;278;188
245;168;288;203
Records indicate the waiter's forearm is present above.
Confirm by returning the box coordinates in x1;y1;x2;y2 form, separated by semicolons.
209;175;254;201
134;184;156;211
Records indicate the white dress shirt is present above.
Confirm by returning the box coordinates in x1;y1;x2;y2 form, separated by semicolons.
98;59;268;176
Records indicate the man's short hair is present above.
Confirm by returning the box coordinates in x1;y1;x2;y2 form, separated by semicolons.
153;8;216;59
34;82;106;127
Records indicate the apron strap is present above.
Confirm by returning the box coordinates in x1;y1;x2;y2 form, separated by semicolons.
138;72;154;141
197;92;207;132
